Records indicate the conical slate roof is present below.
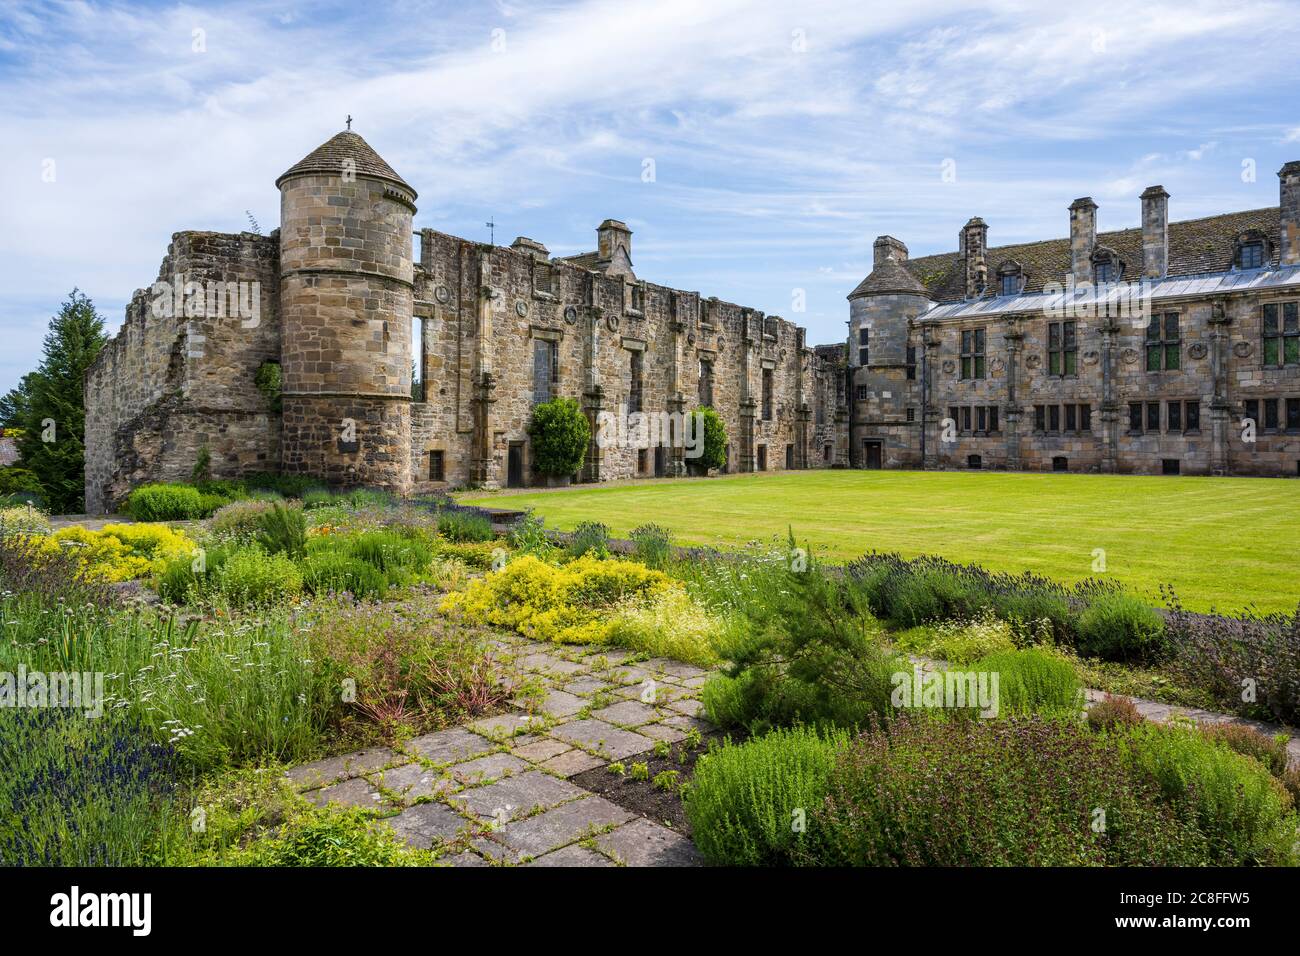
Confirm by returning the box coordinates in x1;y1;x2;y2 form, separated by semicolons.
276;130;415;196
847;254;929;299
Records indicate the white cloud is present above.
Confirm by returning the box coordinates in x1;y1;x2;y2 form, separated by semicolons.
0;0;1298;391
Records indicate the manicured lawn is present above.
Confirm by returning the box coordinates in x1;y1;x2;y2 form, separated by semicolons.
465;470;1300;613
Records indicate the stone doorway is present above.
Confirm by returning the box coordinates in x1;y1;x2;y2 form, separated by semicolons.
507;443;525;488
863;440;883;469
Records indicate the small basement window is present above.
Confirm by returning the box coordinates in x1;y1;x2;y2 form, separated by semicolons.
1052;456;1068;472
1162;459;1181;476
967;454;982;469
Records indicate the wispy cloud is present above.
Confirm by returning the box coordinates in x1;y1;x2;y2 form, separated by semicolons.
1;0;1298;390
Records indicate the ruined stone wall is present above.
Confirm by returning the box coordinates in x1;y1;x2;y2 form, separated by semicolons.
410;228;839;487
84;231;281;513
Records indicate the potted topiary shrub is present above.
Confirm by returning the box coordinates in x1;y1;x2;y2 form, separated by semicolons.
527;397;590;487
687;406;727;476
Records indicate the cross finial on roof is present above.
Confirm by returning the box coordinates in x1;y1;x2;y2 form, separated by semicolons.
346;114;353;131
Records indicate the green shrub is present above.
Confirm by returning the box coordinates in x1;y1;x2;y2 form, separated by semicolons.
437;509;494;543
693;406;727;473
607;586;724;667
892;612;1018;665
506;513;556;559
212;544;303;607
972;648;1082;717
1087;693;1145;731
157;553;203;604
127;483;206;521
629;523;673;569
343;529;433;580
303;489;336;510
210;499;275;539
242;472;322;499
255;501;306;557
809;714;1209;866
431;538;502;570
300;550;389;600
527;397;589;477
702;546;904;733
684;726;848;866
1122;722;1297;865
566;520;610;559
1199;722;1291;778
1076;592;1166;662
234;806;430;867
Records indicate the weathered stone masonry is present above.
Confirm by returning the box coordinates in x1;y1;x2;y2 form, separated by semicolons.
84;131;844;511
85;131;1300;512
848;162;1300;477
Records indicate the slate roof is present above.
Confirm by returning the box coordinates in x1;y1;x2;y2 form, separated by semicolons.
847;254;930;298
557;251;601;270
867;206;1281;304
276;131;415;195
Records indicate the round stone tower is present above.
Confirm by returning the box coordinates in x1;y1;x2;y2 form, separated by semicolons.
276;130;417;493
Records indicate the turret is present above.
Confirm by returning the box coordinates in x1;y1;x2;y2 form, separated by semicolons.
276;129;417;492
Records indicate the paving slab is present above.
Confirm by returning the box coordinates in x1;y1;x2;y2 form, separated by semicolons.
591;700;660;727
510;737;572;763
540;749;605;777
285;747;398;791
369;762;454;803
549;718;657;759
595;818;703;867
304;776;383;809
513;688;587;718
385;802;472;849
442;851;491;867
449;751;530;785
497;795;634;857
661;714;714;733
563;676;613;696
449;770;588;822
642;658;709;680
469;713;538;739
515;653;586;676
405;727;494;764
666;697;704;718
528;844;615;867
634;722;687;744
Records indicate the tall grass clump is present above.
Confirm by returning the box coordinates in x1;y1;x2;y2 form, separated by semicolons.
1075;591;1166;662
971;647;1082;717
684;727;848;866
565;520;610;558
629;523;673;569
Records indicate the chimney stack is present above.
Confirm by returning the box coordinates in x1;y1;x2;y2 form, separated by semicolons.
596;219;632;264
960;217;988;297
873;235;908;268
1069;197;1098;284
1140;186;1169;279
1280;162;1300;266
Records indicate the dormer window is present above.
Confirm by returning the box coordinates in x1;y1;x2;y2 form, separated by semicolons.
628;282;645;312
1092;247;1123;285
995;260;1023;297
1240;242;1265;270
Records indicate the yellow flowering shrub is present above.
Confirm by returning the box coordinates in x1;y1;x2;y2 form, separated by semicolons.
607;586;726;668
440;553;671;644
0;505;51;537
31;523;199;582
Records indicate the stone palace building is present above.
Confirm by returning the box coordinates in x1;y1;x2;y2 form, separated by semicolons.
83;130;1300;510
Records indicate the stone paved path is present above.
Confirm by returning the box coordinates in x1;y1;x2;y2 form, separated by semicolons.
285;630;711;867
284;634;1300;867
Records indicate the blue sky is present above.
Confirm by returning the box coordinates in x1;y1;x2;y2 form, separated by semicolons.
1;0;1298;393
